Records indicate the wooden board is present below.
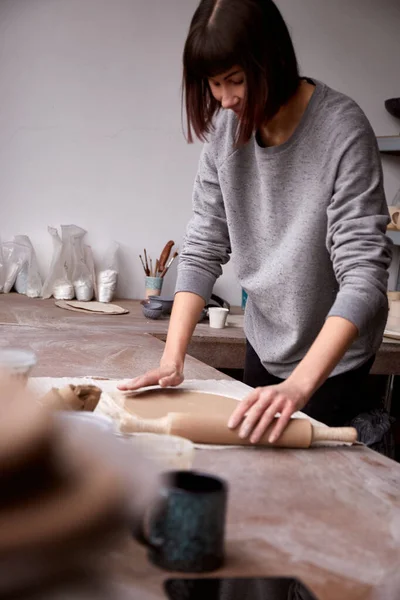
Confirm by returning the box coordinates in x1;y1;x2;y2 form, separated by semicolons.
1;296;400;598
56;300;129;315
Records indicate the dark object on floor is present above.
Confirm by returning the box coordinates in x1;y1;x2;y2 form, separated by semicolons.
350;409;395;458
385;98;400;119
165;577;319;600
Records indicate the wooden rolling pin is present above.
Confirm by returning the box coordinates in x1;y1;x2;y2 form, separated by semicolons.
120;413;357;448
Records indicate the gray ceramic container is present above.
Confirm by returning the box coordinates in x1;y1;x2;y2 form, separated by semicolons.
142;301;163;320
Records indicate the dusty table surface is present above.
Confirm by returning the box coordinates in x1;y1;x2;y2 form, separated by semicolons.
113;446;400;600
1;294;399;374
1;294;400;600
0;324;227;380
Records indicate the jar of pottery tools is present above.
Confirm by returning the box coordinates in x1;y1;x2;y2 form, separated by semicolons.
140;242;178;299
145;276;163;298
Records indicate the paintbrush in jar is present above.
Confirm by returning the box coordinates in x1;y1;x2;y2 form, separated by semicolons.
139;255;149;276
161;251;179;278
144;249;150;275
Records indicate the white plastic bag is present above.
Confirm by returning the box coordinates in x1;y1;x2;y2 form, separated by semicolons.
71;228;93;301
1;242;30;294
14;235;42;298
84;245;97;299
61;225;83;282
41;227;74;300
97;242;119;303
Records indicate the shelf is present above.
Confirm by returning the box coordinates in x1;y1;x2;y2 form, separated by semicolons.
377;136;400;156
388;230;400;244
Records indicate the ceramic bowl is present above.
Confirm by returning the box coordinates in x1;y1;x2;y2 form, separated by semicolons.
148;296;174;314
385;98;400;119
142;301;163;320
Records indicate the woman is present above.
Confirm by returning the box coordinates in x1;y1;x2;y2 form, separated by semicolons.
119;0;391;444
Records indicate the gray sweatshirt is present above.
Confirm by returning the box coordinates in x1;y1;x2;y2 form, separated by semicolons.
176;79;392;378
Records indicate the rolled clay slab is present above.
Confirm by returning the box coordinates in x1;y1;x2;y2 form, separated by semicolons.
122;388;240;420
55;300;129;315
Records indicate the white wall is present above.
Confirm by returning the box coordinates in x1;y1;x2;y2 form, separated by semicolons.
279;0;400;203
1;0;399;304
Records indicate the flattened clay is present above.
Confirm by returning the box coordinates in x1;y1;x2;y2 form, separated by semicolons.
123;388;239;420
55;300;128;315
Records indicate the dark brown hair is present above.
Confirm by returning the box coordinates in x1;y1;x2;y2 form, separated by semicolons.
183;0;300;145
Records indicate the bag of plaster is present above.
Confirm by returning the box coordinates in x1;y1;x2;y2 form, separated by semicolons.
41;227;74;300
1;242;30;294
13;235;42;298
97;242;119;303
70;227;94;301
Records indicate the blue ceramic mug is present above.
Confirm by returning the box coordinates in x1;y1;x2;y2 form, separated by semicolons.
134;470;228;573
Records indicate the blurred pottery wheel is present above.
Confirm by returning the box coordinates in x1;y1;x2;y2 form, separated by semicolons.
0;387;53;475
0;381;127;596
0;445;126;557
55;300;129;315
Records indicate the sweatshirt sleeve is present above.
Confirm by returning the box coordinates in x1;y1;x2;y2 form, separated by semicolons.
175;141;231;303
326;114;392;333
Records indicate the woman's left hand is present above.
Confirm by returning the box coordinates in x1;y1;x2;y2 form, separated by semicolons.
227;380;310;444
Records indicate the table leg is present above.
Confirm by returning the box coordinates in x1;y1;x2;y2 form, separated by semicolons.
384;374;395;414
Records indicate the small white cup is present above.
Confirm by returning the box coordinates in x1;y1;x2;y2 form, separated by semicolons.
208;307;229;329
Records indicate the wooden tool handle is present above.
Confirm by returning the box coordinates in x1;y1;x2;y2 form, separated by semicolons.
158;240;174;270
120;414;170;435
311;426;357;444
121;413;358;448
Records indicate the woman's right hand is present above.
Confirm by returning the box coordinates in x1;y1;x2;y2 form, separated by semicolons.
117;360;184;392
118;292;204;393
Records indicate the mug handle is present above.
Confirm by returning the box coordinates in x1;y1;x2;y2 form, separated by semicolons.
132;491;167;549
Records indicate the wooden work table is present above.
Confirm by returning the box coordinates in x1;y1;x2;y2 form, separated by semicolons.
1;294;400;600
1;294;400;375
